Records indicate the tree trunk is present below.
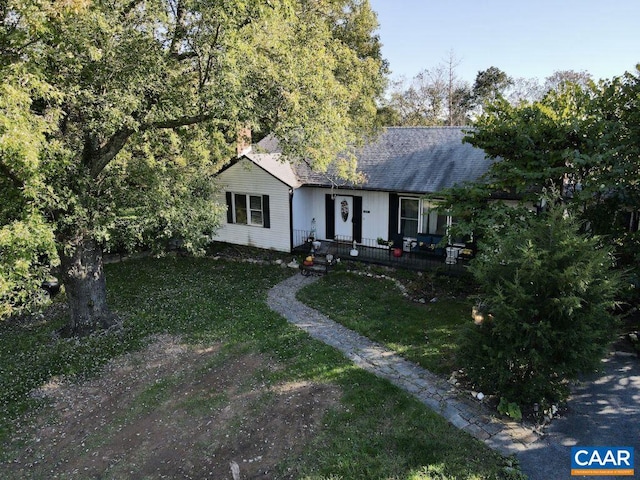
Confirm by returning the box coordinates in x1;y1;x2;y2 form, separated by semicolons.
59;235;118;336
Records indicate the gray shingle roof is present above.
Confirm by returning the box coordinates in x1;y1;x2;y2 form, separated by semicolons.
253;127;493;194
295;127;493;194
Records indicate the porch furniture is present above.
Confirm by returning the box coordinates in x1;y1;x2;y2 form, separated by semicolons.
445;246;461;264
411;234;446;258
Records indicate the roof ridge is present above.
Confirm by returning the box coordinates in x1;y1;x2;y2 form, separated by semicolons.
291;126;491;194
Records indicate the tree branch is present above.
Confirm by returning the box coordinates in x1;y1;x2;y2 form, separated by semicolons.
145;113;214;130
199;24;221;88
90;127;134;178
169;0;186;56
89;112;216;178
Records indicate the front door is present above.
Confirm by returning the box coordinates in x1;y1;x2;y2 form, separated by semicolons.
334;195;353;241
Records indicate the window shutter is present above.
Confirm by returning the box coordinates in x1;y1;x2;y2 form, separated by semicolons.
262;195;270;228
325;194;335;239
388;193;399;240
353;196;362;243
226;192;233;223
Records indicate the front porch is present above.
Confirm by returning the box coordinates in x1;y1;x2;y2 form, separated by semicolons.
293;231;472;273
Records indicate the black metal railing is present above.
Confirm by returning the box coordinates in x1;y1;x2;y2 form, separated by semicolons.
293;231;471;273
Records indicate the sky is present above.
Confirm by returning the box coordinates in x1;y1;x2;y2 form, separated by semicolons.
369;0;640;85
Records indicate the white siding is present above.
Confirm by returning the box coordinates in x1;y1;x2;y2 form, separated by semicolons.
361;191;390;241
212;159;292;252
292;188;315;235
292;187;390;243
292;187;322;239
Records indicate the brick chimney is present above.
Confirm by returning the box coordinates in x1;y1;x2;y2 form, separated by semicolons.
236;127;252;157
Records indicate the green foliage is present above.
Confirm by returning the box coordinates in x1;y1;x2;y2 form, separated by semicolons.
464;83;596;202
459;202;622;406
0;64;61;318
0;0;386;326
0;213;58;318
472;66;513;104
443;67;640;308
497;398;522;422
100;128;230;255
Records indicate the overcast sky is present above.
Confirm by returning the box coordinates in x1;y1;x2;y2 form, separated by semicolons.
369;0;640;84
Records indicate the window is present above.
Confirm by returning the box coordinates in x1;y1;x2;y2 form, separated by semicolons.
234;193;248;224
421;202;449;236
226;192;270;228
395;198;464;242
248;195;264;225
399;197;419;238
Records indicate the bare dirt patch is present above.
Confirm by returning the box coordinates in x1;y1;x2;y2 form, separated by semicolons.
2;335;341;479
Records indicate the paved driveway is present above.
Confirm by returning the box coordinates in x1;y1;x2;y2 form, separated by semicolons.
517;353;640;480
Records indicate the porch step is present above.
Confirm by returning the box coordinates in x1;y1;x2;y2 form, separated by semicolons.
300;255;336;275
299;244;336;276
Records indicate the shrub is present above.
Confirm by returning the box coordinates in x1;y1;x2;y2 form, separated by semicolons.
0;213;58;319
459;203;622;407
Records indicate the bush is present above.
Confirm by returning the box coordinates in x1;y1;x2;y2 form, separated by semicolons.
0;213;58;319
459;203;622;407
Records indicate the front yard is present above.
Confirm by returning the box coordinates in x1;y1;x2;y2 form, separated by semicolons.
0;256;523;479
296;268;473;376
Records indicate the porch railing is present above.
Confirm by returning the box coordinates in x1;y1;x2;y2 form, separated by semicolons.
292;230;471;272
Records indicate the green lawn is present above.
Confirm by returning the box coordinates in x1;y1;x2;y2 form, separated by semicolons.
0;256;523;479
297;270;472;375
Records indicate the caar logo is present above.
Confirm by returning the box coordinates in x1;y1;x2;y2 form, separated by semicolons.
571;447;634;476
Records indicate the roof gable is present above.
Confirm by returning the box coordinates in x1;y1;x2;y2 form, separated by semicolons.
245;152;301;188
218;151;300;189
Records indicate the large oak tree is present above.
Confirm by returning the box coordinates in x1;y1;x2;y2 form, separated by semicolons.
0;0;386;333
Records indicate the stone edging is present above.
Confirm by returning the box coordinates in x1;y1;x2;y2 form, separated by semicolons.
266;273;543;456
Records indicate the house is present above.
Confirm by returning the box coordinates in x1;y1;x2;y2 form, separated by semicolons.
211;127;494;259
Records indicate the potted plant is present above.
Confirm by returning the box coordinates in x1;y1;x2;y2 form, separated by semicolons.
377;237;393;247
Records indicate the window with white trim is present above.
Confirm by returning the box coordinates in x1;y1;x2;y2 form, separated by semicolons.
398;198;463;241
226;192;270;228
421;201;449;236
399;197;419;238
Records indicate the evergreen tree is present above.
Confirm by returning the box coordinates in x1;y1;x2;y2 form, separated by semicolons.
460;200;621;407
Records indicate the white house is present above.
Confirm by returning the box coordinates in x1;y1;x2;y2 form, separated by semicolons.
211;127;494;255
